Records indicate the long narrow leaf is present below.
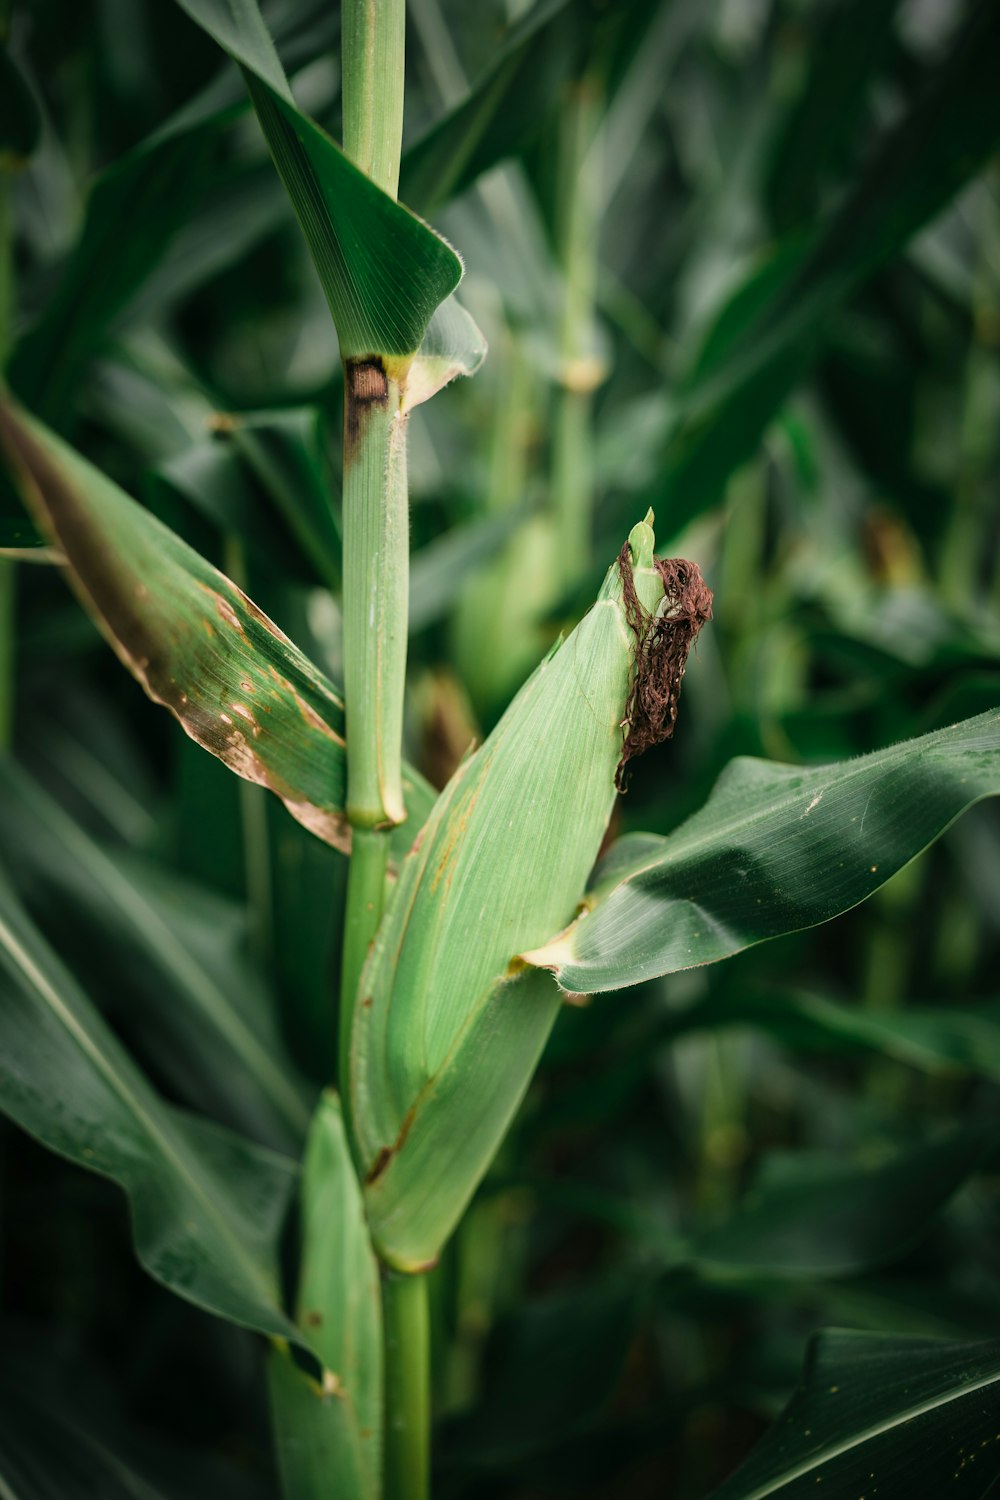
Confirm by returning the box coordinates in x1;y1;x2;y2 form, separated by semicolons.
0;869;304;1348
171;0;462;363
524;708;1000;992
0;757;314;1149
0;399;434;853
710;1330;1000;1499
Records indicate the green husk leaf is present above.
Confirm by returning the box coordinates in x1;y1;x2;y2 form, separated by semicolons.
268;1093;382;1500
0;397;434;855
709;1329;1000;1499
523;708;1000;993
172;0;462;361
350;520;670;1269
0;866;305;1349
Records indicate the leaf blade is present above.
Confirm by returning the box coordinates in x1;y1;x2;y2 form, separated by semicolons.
0;868;304;1348
524;709;1000;991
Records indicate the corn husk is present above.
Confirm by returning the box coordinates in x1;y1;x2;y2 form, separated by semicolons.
348;517;664;1269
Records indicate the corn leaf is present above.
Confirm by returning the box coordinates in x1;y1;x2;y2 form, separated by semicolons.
268;1093;382;1500
524;708;1000;993
0;758;314;1150
171;0;462;362
0;867;304;1348
8;88;231;428
710;1329;1000;1499
0;398;434;854
399;0;658;216
664;988;1000;1081
690;1128;994;1280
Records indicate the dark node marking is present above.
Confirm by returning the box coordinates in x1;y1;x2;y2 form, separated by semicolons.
346;357;388;404
616;545;713;792
344;357;390;459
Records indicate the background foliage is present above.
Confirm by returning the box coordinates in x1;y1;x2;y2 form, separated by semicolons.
2;0;1000;1495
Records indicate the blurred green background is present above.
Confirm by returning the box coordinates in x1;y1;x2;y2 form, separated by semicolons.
1;0;1000;1495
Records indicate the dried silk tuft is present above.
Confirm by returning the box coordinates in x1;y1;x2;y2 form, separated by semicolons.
615;545;713;791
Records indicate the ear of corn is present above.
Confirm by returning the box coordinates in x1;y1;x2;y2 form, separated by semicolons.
348;517;665;1270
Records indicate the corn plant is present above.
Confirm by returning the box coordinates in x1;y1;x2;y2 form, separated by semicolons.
2;1;1000;1498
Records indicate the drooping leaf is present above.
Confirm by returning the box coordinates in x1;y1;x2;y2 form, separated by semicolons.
0;757;314;1149
0;398;435;854
524;708;1000;992
268;1093;383;1500
171;0;462;363
710;1329;1000;1499
0;867;304;1348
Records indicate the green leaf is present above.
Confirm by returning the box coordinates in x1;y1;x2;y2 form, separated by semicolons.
691;1130;993;1280
0;757;314;1149
399;0;655;216
268;1093;383;1500
524;708;1000;992
654;1;1000;534
0;398;435;854
669;988;1000;1081
709;1329;1000;1499
154;410;342;592
8;90;231;428
229;409;342;589
0;867;303;1347
172;0;462;361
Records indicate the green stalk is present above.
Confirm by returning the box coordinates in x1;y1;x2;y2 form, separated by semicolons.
342;0;405;198
382;1270;430;1500
336;10;432;1495
339;825;388;1066
337;0;409;1070
553;75;604;593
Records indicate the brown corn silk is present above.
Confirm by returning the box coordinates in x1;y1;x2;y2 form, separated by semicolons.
616;546;713;790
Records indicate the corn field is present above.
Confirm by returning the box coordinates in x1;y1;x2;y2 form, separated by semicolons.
1;1;1000;1497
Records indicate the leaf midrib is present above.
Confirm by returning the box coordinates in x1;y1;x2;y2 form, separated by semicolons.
731;1362;1000;1500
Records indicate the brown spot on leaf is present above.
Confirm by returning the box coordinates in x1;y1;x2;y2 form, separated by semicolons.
615;546;713;791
